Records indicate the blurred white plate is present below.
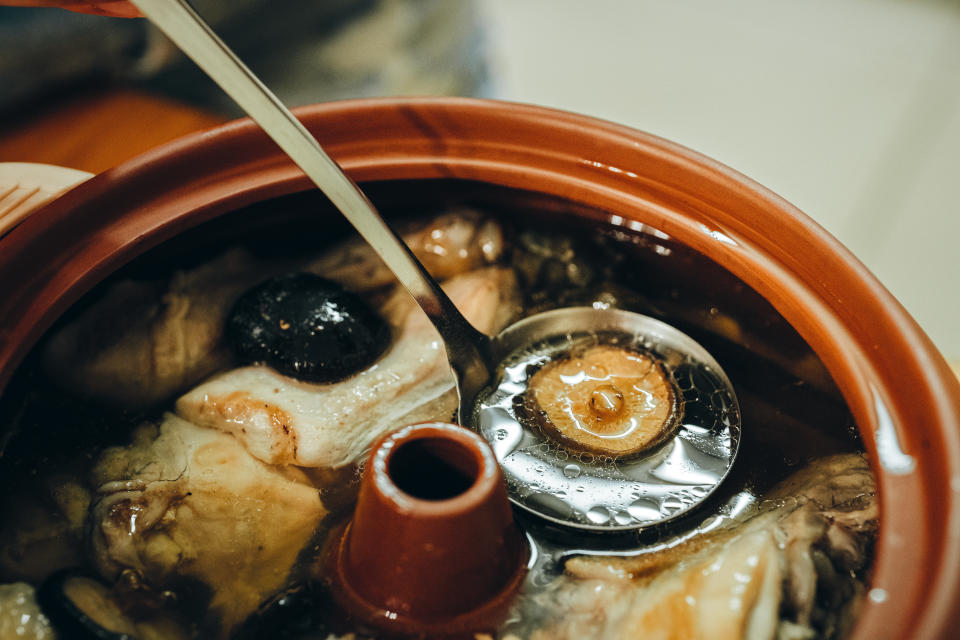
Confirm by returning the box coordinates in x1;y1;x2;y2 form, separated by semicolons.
0;162;93;238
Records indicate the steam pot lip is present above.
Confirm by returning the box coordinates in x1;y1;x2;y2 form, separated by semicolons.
369;421;501;516
0;96;957;640
335;420;526;632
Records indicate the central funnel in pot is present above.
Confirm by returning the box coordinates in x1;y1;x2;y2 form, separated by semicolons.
329;422;528;636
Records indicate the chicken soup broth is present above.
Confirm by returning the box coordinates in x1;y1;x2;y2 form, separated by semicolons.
0;182;874;640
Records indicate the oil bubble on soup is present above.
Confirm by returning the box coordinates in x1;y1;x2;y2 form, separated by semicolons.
0;202;876;640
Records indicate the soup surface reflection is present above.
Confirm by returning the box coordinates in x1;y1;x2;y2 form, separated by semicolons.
0;187;874;640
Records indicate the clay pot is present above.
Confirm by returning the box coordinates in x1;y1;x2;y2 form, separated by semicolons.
0;98;958;639
329;422;527;635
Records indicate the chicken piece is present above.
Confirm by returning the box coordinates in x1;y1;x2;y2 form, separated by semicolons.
304;208;504;291
539;527;783;640
176;267;520;468
536;454;876;640
42;249;265;409
88;414;326;635
0;582;56;640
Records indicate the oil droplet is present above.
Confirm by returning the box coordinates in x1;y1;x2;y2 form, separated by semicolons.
627;498;660;521
586;506;611;524
587;363;608;377
661;497;684;512
525;492;574;520
613;510;632;525
563;464;582;479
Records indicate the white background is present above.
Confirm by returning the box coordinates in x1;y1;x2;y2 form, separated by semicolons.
479;0;960;360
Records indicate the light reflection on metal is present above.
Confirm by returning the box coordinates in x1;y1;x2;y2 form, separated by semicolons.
871;386;916;475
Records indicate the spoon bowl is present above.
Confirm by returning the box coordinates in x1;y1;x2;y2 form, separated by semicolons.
474;307;741;531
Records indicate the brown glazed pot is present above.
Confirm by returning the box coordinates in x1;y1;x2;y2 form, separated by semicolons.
329;422;527;635
0;97;958;639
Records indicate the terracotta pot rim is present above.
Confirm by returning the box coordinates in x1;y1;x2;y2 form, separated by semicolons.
0;96;957;639
371;422;501;516
336;421;527;633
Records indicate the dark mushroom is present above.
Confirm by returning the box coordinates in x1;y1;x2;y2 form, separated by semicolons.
226;273;391;383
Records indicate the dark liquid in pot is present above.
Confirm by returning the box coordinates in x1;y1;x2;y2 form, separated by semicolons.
0;181;871;640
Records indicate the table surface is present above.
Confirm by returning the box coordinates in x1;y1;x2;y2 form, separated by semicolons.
0;89;226;174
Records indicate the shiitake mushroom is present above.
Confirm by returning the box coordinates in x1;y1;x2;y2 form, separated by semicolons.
522;344;680;459
226;273;390;383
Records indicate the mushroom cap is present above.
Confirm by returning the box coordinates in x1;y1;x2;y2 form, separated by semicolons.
525;344;679;458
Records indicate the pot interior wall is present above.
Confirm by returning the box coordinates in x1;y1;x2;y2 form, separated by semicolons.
0;179;867;635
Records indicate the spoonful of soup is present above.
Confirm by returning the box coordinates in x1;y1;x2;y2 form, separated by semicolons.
127;0;740;531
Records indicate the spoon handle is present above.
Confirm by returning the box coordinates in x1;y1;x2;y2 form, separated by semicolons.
130;0;492;417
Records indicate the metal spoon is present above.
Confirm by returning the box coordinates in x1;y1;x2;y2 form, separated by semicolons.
127;0;713;417
131;0;741;531
130;0;492;423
